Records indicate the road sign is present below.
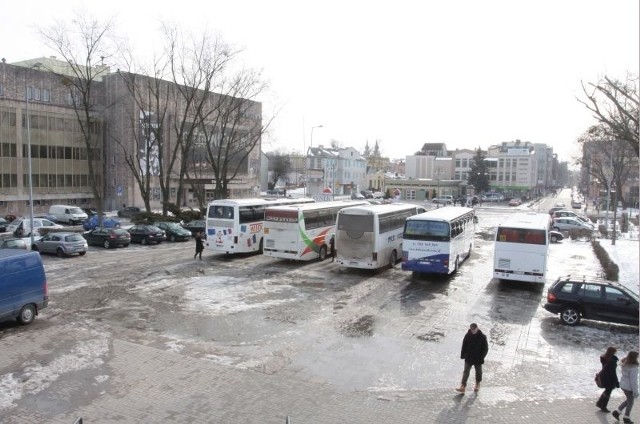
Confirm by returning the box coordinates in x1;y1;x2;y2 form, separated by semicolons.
116;186;123;196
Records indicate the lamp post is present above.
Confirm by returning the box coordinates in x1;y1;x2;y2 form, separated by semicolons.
25;62;41;247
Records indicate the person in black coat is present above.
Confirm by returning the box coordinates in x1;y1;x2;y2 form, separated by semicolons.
194;232;204;260
596;346;620;412
456;323;489;394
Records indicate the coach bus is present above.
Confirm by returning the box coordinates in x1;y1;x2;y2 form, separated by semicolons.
262;200;369;261
401;207;476;275
335;203;426;270
493;212;550;284
205;197;314;254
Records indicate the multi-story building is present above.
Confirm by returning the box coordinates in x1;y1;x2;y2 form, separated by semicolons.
0;57;261;216
451;148;476;181
307;145;366;196
485;140;538;197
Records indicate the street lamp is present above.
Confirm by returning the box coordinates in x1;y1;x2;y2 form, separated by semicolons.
25;62;42;247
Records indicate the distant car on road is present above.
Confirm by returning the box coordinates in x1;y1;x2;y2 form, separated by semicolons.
155;222;191;242
117;206;142;218
181;220;206;236
543;276;639;326
508;198;521;206
571;200;582;209
84;227;131;249
83;214;121;231
128;224;165;245
31;232;88;257
431;195;453;205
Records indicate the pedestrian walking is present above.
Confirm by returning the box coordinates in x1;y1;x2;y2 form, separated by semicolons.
597;346;620;413
612;351;639;423
455;323;489;394
194;232;204;260
330;236;335;262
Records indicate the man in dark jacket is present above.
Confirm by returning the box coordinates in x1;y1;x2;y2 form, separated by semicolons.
456;323;489;394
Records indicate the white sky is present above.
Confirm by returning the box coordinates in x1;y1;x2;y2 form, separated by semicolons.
2;0;638;164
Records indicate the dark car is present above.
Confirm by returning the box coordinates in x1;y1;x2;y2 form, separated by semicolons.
181;220;206;236
0;217;8;232
117;206;142;218
0;238;28;249
128;224;166;245
31;232;88;257
84;227;131;249
155;222;191;242
543;276;639;326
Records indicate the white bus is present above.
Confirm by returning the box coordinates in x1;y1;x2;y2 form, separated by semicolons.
335;203;426;270
401;207;476;275
263;200;369;261
205;197;315;254
493;213;551;283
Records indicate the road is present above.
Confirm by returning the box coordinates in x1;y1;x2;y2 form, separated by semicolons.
0;192;638;422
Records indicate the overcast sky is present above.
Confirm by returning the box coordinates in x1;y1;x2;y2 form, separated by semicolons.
2;0;638;164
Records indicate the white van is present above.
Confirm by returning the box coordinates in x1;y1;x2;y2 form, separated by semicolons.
48;205;88;225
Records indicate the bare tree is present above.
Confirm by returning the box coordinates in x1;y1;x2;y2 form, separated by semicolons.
577;125;637;207
39;12;116;222
266;150;291;188
579;75;639;156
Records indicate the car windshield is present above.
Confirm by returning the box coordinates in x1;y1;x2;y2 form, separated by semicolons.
69;207;84;214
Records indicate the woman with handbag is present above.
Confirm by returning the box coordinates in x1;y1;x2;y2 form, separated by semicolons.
612;351;639;423
597;346;620;413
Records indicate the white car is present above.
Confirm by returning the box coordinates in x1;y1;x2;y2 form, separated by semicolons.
6;218;64;237
431;195;453;204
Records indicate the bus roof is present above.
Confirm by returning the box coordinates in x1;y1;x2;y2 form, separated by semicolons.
338;203;421;216
208;197;314;207
408;206;474;222
266;199;368;212
497;212;550;230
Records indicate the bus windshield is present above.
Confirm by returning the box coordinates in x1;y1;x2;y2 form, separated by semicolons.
404;220;450;241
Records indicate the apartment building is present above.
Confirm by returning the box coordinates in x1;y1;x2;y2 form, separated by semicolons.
307;145;367;196
485;140;538;196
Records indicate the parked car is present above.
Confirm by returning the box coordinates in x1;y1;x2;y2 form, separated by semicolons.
548;230;564;243
155;222;191;242
552;210;589;223
181;220;206;237
543;276;639;326
128;224;165;245
571;199;582;209
552;217;594;232
83;214;121;231
508;198;521;206
48;205;88;225
117;206;142;218
0;217;8;232
548;206;567;215
0;238;28;249
84;227;131;249
0;249;48;325
31;232;88;257
431;195;453;205
6;218;64;237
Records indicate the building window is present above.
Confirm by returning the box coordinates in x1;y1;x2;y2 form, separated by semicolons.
43;89;50;102
0;82;3;96
406;190;416;200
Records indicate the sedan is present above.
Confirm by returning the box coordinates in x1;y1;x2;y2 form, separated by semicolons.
83;214;121;231
0;238;28;249
155;222;191;242
84;227;131;249
181;220;206;236
552;217;594;232
31;232;88;257
508;198;521;206
128;224;165;245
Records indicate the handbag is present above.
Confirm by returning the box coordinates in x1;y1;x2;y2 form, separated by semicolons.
595;372;603;388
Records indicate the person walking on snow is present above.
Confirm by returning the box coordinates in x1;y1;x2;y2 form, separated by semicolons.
194;232;204;260
612;351;639;423
597;346;620;413
456;323;489;394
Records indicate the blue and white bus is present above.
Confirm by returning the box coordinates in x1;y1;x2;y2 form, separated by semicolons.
401;207;476;274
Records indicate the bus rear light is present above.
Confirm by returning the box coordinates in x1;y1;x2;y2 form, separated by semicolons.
372;252;377;261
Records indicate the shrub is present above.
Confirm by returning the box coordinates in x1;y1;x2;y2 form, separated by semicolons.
591;240;619;281
132;212;179;225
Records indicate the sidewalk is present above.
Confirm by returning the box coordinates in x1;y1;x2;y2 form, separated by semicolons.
8;339;635;424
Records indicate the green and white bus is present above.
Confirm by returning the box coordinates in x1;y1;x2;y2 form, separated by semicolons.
262;200;368;261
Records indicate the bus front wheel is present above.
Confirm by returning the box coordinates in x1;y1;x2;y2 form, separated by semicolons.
318;245;327;261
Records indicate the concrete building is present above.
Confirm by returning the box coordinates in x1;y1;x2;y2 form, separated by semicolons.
307;145;366;196
485;140;538;197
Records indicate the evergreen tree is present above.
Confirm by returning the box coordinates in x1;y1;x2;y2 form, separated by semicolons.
467;147;490;193
363;141;371;157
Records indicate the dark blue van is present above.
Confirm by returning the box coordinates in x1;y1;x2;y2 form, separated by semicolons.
0;249;48;325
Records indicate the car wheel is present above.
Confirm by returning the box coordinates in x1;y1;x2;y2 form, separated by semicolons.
103;240;111;249
141;238;147;245
79;251;86;256
550;234;559;243
17;304;36;325
560;308;581;326
56;247;65;258
318;245;327;261
553;226;560;231
32;245;39;252
389;250;397;269
170;235;176;242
